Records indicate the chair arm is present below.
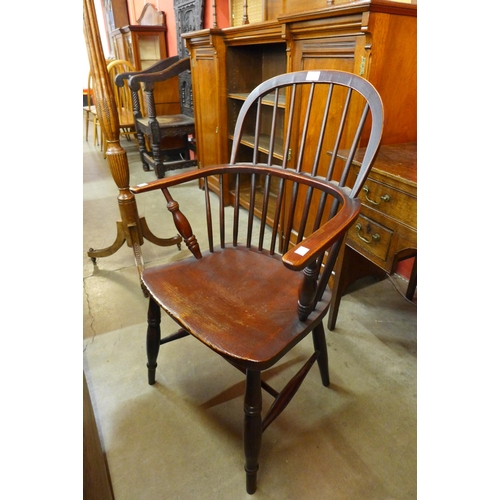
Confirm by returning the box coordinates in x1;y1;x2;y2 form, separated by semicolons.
130;163;360;271
131;166;215;194
128;57;191;91
115;56;181;88
281;196;360;271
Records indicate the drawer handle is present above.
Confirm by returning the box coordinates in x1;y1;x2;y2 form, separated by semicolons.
355;223;380;244
363;186;390;205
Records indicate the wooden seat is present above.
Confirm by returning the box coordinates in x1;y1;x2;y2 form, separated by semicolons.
130;70;384;494
116;56;197;178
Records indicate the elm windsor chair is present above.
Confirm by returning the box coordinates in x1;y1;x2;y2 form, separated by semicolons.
116;56;197;179
130;70;384;494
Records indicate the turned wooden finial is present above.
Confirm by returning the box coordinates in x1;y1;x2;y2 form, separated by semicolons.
212;0;217;28
242;0;249;24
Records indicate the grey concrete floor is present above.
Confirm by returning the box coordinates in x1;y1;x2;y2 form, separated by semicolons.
83;127;417;499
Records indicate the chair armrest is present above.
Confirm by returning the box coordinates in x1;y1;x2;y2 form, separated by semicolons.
131;163;360;270
115;56;181;88
128;57;191;91
131;165;215;194
281;196;360;271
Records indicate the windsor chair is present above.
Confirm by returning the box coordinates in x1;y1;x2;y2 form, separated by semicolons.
130;70;384;494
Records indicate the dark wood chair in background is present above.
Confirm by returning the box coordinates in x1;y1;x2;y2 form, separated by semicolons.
130;70;384;494
116;56;197;178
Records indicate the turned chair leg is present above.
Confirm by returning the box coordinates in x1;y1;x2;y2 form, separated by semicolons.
244;369;262;494
146;298;161;385
312;322;330;387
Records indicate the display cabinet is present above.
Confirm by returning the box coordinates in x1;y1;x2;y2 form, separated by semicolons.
110;25;168;70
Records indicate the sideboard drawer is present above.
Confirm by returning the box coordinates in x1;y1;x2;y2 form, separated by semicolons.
359;177;416;229
347;214;393;263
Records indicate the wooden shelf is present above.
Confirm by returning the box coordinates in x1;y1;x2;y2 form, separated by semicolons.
229;133;284;161
228;92;286;108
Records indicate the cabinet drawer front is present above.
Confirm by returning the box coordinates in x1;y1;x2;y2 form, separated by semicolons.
347;215;392;262
360;178;416;230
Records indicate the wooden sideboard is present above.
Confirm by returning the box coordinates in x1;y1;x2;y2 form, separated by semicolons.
346;142;416;273
328;142;417;328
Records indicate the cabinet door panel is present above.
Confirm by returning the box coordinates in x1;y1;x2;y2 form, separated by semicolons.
292;37;358;74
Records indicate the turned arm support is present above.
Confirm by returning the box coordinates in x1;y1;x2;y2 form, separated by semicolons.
160;187;202;259
280;191;359;322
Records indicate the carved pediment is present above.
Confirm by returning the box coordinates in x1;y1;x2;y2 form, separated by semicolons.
137;3;166;26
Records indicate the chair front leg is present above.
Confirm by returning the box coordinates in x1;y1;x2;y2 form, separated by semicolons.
146;298;161;385
244;369;262;494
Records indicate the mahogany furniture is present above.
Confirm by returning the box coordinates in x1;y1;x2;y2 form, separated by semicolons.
117;56;198;178
84;0;182;284
130;70;384;494
329;142;417;327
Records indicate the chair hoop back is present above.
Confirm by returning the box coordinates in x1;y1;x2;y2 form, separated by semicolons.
230;70;384;198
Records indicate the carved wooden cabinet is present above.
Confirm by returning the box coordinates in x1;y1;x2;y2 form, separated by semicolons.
184;0;416;202
174;0;205;120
